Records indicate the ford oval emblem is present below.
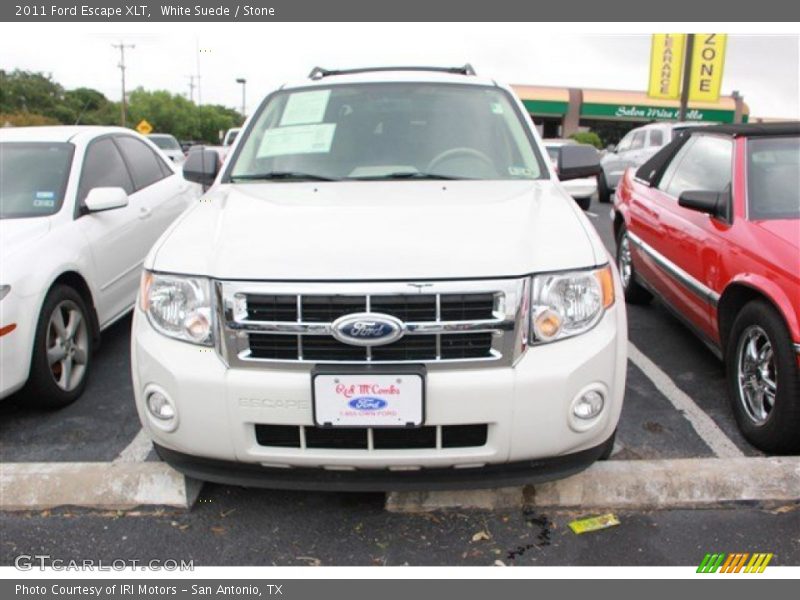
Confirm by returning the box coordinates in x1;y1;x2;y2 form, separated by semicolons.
331;312;404;347
348;396;388;411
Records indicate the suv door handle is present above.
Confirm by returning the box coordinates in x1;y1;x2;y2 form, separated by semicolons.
138;207;152;220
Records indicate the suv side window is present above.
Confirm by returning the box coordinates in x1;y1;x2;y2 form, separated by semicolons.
78;137;134;204
649;129;664;147
630;131;647;150
662;135;733;199
115;135;170;190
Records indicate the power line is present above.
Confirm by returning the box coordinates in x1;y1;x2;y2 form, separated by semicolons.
112;41;136;127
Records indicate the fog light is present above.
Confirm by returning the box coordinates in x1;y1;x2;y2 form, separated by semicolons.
573;390;604;420
146;390;175;421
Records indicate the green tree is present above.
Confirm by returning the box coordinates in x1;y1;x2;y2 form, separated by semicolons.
569;131;603;149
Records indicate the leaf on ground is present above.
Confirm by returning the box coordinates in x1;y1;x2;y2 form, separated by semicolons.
210;526;226;535
296;556;322;566
472;530;491;542
493;559;506;567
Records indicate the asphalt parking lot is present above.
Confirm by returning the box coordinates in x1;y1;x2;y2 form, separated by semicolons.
0;197;761;465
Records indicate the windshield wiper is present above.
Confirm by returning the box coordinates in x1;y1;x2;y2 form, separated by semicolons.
348;172;467;181
230;171;339;182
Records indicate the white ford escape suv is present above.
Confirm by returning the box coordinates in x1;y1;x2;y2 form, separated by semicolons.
132;66;628;490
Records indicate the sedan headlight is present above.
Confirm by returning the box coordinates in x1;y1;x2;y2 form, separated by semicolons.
139;271;213;346
530;265;615;343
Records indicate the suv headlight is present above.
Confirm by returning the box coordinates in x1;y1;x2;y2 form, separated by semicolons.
139;271;213;346
530;265;614;343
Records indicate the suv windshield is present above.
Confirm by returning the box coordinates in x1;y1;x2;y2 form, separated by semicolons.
747;136;800;220
0;142;74;219
149;135;181;151
228;83;545;182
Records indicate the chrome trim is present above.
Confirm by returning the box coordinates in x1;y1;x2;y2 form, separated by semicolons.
216;278;527;371
794;343;800;355
627;231;720;307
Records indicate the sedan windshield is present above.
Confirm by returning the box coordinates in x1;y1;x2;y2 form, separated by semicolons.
149;135;181;151
0;142;74;219
228;83;546;182
747;136;800;220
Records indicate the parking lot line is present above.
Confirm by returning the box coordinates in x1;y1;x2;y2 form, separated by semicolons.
113;428;153;464
627;342;744;459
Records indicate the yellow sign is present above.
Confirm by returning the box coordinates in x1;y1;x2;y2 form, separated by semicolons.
648;34;686;100
689;33;727;103
136;119;153;135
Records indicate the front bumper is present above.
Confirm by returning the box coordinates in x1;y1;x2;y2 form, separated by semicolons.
132;294;626;486
0;293;37;399
154;436;613;491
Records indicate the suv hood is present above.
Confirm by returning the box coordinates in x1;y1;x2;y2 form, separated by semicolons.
149;180;601;280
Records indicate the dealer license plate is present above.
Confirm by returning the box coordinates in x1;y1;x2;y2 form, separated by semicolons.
312;372;424;428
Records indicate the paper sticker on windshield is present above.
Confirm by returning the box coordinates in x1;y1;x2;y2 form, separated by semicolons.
491;102;504;114
508;166;535;177
33;191;56;207
280;90;331;126
257;123;337;157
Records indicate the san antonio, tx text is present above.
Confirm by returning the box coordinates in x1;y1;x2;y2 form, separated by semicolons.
16;584;282;596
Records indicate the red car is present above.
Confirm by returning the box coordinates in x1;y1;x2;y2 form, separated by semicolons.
613;123;799;453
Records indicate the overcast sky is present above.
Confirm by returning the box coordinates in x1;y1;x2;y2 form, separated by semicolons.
1;24;797;118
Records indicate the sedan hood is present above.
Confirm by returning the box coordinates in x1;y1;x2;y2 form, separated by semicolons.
149;180;601;280
0;218;51;261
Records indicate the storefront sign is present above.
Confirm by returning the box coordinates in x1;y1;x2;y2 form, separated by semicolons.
580;103;736;123
648;34;686;100
689;33;727;103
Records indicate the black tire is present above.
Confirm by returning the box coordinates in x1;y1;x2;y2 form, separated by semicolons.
597;171;612;204
725;300;800;454
615;225;652;305
575;195;591;211
25;285;93;409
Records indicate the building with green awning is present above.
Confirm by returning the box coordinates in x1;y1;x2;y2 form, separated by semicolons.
512;84;748;142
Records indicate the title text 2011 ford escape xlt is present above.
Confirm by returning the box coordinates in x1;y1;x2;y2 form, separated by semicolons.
132;66;628;490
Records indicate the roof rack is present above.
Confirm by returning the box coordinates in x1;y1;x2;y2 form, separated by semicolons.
308;64;476;80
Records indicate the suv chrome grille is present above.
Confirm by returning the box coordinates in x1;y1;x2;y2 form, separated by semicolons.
217;278;528;370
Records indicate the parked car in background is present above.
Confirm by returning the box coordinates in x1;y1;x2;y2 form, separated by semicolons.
613;122;800;453
599;122;705;204
0;126;200;407
222;127;241;147
132;66;626;491
179;139;203;154
148;133;186;165
545;139;598;211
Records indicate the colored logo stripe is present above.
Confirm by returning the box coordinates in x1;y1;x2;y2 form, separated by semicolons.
697;553;773;573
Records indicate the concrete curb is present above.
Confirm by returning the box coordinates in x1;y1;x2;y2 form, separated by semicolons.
0;462;202;511
385;457;800;512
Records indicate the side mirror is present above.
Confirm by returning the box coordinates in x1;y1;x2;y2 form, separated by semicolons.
606;144;616;152
183;147;220;186
557;144;602;181
678;190;729;220
84;187;129;213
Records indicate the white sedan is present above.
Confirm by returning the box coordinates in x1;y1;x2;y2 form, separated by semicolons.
545;139;598;211
0;126;200;407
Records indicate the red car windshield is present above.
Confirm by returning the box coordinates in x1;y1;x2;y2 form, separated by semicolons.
747;136;800;220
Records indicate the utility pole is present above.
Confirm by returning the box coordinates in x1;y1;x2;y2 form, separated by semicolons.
236;78;247;119
678;33;694;122
187;75;196;103
112;42;135;127
195;38;202;105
